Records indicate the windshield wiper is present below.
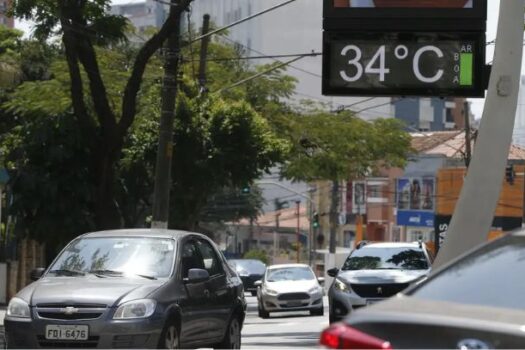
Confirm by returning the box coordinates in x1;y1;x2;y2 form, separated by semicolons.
135;274;157;280
49;269;85;276
89;269;124;276
89;269;156;280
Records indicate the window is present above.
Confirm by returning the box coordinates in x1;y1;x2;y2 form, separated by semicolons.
181;241;204;278
196;239;223;277
412;237;525;310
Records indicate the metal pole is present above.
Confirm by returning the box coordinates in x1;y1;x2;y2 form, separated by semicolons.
433;0;525;269
197;14;211;94
296;201;300;263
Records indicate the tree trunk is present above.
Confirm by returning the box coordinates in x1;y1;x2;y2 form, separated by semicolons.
93;138;122;230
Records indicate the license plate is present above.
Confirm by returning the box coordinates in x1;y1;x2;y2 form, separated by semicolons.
287;301;302;307
45;325;89;340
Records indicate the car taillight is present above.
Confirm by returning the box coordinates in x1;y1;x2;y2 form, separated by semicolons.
320;323;392;349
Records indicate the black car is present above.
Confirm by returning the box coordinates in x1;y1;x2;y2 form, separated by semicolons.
4;229;246;349
321;231;525;349
228;259;266;296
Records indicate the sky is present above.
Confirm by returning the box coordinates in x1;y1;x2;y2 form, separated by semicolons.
13;0;507;119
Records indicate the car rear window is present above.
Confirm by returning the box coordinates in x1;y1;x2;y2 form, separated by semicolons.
411;237;525;310
342;247;429;271
229;259;266;274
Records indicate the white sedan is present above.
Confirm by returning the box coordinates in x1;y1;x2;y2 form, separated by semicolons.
255;264;324;318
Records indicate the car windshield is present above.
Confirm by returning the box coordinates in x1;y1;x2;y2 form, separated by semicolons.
48;237;176;278
230;259;266;274
266;266;315;282
411;237;525;310
341;247;429;271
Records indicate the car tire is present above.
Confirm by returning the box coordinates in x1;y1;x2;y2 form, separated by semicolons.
250;291;257;297
215;315;242;349
310;306;324;316
328;313;338;324
258;301;270;319
158;318;180;349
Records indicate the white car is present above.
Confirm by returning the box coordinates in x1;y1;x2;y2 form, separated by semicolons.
255;264;324;318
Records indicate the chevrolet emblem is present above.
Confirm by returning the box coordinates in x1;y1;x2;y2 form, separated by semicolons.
61;306;79;315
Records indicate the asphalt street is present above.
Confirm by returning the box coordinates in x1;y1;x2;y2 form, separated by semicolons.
242;294;329;349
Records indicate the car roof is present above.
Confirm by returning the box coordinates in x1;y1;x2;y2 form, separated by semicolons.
267;263;311;270
79;228;207;241
361;242;423;249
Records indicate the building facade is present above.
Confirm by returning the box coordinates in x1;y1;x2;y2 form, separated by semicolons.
0;0;14;28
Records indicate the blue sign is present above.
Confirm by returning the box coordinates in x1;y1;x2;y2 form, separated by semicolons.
397;211;435;228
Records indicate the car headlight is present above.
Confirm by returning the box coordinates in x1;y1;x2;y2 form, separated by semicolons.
308;286;322;294
238;269;249;277
263;287;278;296
113;299;156;319
334;278;351;293
7;297;30;318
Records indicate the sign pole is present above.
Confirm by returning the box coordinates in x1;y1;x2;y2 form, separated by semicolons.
433;0;525;269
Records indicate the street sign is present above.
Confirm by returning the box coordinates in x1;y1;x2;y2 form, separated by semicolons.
323;31;485;97
322;0;488;98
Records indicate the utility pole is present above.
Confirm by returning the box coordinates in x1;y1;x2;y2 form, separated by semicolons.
434;0;525;269
198;14;211;95
151;0;184;229
329;180;339;254
296;200;301;263
464;101;472;168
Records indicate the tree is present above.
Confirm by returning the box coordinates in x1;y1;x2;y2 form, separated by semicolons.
281;110;412;253
10;0;194;228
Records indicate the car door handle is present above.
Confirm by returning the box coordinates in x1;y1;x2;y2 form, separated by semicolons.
204;289;210;298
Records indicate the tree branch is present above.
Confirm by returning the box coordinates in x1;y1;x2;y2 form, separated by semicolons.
119;0;193;137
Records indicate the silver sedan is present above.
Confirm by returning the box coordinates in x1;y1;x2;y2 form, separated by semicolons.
255;264;324;318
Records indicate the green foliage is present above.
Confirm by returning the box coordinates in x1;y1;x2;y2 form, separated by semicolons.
243;249;269;265
281;111;412;181
11;0;128;45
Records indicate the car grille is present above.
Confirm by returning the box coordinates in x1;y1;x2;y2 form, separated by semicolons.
37;336;99;348
350;283;410;298
36;304;107;320
277;293;310;301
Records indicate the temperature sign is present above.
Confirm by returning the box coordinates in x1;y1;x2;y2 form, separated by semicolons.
323;32;486;97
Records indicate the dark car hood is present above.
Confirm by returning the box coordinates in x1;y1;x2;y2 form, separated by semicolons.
337;269;429;284
17;276;165;307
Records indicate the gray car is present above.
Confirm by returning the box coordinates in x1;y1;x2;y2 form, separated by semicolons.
4;229;246;349
320;231;525;349
327;242;432;323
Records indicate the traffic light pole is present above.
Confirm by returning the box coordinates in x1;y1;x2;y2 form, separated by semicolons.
433;0;525;269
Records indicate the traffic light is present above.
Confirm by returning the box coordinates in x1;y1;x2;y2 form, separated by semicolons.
506;165;515;185
312;212;320;229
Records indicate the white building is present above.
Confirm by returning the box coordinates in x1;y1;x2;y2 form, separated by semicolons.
513;76;525;146
110;0;168;43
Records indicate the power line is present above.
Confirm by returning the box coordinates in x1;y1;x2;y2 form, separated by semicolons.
186;52;322;62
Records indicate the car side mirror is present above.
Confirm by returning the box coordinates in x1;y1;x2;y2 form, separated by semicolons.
185;268;209;284
327;268;339;278
317;277;325;285
30;267;46;281
254;280;262;287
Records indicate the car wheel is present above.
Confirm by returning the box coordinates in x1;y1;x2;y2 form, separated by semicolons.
310;306;324;316
158;319;180;349
328;313;338;324
250;291;257;297
215;315;242;349
258;301;270;319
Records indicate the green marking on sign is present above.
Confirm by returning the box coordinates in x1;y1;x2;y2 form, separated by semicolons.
460;53;473;86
